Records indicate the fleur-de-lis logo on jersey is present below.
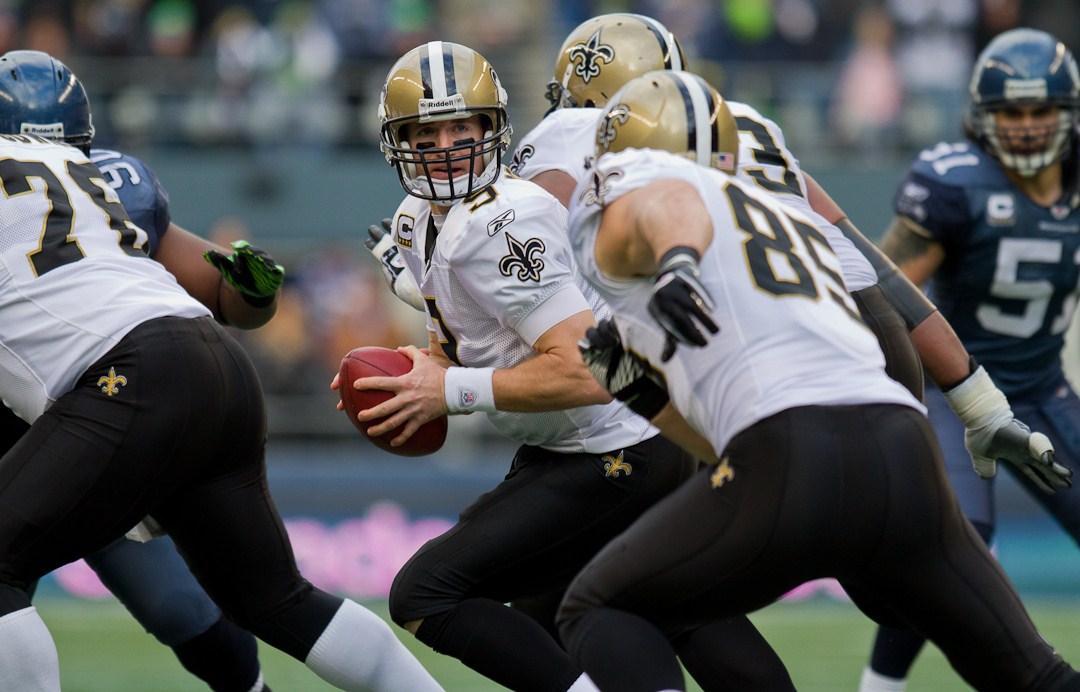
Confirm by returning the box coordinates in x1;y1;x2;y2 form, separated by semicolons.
97;367;128;397
710;457;735;489
498;233;546;282
597;105;630;150
508;144;535;175
568;30;615;83
578;167;623;207
603;450;632;477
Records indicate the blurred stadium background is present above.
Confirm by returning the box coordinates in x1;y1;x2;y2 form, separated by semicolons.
10;0;1080;688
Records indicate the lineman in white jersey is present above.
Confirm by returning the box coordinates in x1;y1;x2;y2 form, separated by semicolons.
555;70;1080;692
340;41;705;692
502;11;1064;499
0;134;443;692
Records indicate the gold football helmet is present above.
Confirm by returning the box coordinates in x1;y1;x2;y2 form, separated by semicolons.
595;70;739;173
379;41;512;202
546;13;687;111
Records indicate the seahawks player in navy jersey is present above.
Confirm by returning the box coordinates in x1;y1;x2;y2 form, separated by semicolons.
860;28;1080;692
0;50;282;692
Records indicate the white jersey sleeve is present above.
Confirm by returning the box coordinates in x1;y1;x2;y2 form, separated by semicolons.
509;108;601;187
388;175;653;453
0;136;210;422
569;148;921;455
729;101;878;292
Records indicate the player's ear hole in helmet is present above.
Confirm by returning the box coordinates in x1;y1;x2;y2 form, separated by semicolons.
964;28;1080;178
379;41;512;203
0;50;95;154
545;13;687;114
594;70;739;173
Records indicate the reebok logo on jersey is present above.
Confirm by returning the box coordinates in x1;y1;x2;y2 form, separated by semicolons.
710;457;734;489
603;450;632;477
487;209;516;236
498;233;545;282
97;367;128;396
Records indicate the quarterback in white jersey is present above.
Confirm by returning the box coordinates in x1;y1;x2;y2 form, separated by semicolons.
555;70;1080;692
353;41;730;692
387;177;648;452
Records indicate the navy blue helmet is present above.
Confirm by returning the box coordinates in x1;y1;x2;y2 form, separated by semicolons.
0;50;94;152
966;28;1080;177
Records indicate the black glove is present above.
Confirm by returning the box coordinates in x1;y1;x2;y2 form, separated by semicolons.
365;218;424;310
579;318;669;419
204;240;284;307
647;246;718;362
987;419;1072;494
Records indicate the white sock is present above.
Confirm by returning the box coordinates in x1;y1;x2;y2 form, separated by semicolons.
304;599;443;691
0;607;60;691
859;666;907;692
567;673;599;691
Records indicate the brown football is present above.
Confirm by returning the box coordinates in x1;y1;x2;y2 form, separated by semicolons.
338;346;447;457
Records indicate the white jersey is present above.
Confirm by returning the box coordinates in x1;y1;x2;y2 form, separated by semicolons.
510;104;878;292
388;169;653;453
0;135;210;422
567;149;922;455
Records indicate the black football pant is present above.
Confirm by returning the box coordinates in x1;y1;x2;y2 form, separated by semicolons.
558;404;1080;692
0;317;340;660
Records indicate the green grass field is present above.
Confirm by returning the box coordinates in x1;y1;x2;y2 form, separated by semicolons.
37;594;1080;691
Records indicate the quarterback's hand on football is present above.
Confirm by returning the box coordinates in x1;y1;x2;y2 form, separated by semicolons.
647;246;718;362
579;318;669;419
365;218;424;311
944;364;1072;494
204;240;284;307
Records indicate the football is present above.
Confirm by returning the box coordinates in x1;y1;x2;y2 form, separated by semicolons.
338;346;448;457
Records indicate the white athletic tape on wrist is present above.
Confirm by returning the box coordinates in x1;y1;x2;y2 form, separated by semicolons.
941;365;1009;426
444;366;496;413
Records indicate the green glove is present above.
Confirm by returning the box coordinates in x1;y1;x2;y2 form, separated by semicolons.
204;240;285;307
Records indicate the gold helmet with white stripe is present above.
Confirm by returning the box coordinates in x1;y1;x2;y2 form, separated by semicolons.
546;13;687;111
595;70;739;173
379;41;512;202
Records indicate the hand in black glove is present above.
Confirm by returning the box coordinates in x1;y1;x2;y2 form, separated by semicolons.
204;240;284;307
579;318;669;420
647;246;718;362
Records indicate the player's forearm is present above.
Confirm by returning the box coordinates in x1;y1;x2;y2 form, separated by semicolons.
492;352;612;412
908;311;973;388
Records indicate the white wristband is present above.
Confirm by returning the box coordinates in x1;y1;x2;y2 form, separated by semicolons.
444;366;497;414
941;365;1009;427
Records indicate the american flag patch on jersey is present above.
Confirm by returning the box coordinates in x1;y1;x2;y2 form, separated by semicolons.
714;152;735;171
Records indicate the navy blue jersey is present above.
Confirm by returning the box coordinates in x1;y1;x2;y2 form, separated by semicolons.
89;148;171;257
894;141;1080;397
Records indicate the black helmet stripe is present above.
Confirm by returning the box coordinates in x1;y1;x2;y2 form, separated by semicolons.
633;14;683;70
419;41;457;100
419;43;433;99
672;72;716;166
672;74;698;158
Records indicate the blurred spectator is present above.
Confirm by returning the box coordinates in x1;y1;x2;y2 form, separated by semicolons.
147;0;196;57
72;0;147;56
886;0;979;143
830;5;902;154
20;1;71;58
